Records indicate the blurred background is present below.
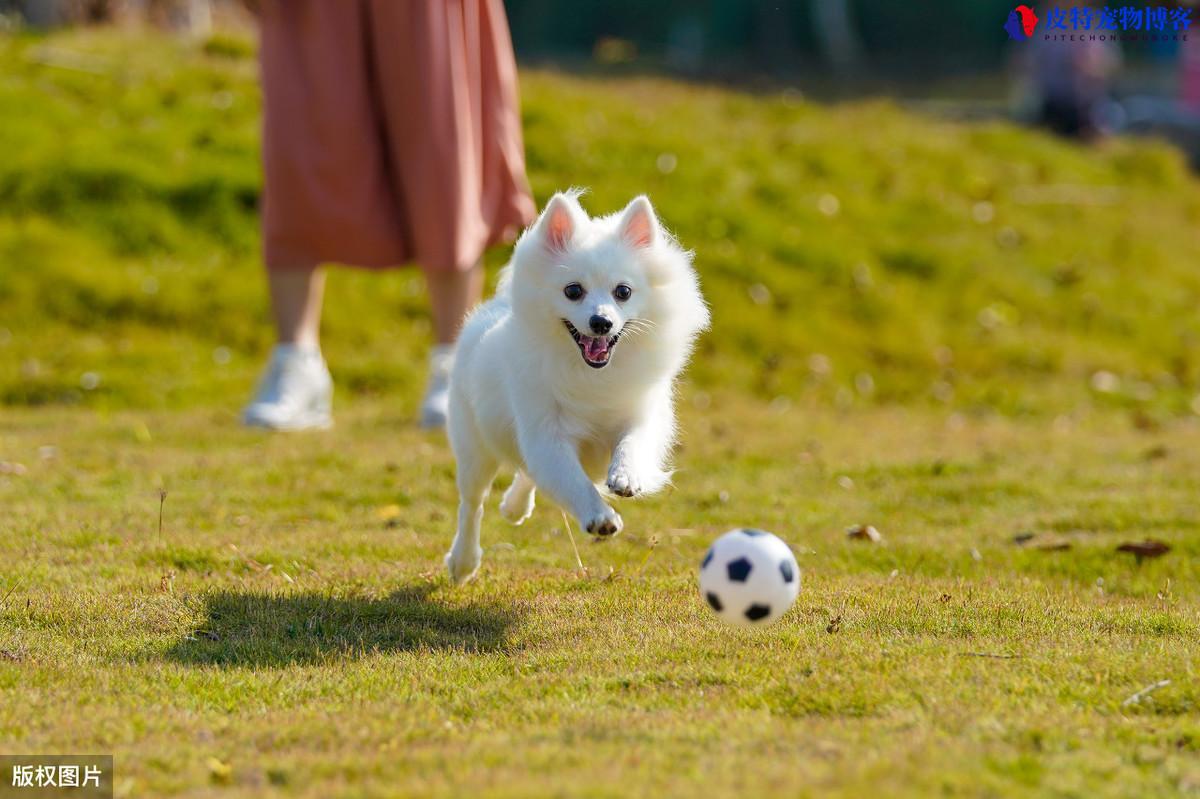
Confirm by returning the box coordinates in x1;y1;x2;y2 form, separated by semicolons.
2;0;1200;423
6;1;1197;102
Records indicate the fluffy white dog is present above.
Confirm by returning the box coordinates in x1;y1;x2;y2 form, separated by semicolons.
444;191;710;584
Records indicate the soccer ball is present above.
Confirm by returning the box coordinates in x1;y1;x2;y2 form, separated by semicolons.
699;528;800;627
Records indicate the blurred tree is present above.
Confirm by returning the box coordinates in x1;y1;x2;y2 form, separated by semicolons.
753;0;797;72
811;0;864;73
21;0;64;25
503;0;1023;76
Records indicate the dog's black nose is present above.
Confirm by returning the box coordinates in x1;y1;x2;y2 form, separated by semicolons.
589;315;612;335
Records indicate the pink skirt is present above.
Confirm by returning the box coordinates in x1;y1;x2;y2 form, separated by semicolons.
259;0;536;271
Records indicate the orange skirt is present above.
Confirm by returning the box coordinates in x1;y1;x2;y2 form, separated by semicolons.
259;0;536;271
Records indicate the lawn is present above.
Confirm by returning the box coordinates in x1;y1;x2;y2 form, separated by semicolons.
1;28;1199;798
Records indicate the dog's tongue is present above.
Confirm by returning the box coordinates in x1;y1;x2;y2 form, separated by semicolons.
583;336;610;361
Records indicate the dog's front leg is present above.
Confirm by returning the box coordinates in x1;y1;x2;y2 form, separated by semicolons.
518;423;622;537
607;393;674;498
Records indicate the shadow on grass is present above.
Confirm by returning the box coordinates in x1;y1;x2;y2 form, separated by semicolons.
164;584;522;667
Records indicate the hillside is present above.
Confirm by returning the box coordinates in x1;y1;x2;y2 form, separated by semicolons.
2;30;1200;419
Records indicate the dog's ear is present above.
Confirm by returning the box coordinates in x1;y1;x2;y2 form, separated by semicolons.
617;195;659;249
536;192;583;254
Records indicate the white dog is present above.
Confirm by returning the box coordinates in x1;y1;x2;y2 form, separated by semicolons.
444;191;709;583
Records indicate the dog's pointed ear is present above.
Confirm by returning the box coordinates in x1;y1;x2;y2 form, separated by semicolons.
618;195;659;250
536;193;583;254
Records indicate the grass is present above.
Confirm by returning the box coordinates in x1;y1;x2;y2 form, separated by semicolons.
1;27;1199;798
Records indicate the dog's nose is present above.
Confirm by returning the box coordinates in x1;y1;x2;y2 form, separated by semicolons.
589;315;613;335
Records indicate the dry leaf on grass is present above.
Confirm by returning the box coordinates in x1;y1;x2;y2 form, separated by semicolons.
1013;533;1071;551
375;504;402;522
845;524;882;543
206;757;233;784
1116;539;1171;562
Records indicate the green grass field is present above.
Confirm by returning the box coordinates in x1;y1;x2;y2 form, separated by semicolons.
2;29;1200;798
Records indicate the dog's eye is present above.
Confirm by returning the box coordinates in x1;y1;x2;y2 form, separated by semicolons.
563;283;585;301
613;284;633;302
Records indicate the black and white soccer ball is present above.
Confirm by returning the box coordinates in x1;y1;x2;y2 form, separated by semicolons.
699;528;800;627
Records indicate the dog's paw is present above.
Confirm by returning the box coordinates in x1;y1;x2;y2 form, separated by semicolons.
584;506;623;537
499;484;535;525
605;464;641;498
444;545;482;585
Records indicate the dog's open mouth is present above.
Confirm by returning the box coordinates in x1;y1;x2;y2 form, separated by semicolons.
563;320;620;369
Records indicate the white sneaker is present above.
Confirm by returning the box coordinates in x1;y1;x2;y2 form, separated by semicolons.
419;344;455;430
242;344;333;431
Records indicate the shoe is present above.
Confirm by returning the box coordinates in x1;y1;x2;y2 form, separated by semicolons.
419;344;455;430
242;344;333;431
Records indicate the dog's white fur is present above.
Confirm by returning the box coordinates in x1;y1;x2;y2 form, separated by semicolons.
444;192;709;583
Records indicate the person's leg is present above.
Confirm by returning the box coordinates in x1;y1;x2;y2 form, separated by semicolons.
249;0;384;431
267;263;325;348
243;263;333;430
424;261;484;345
419;261;483;429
